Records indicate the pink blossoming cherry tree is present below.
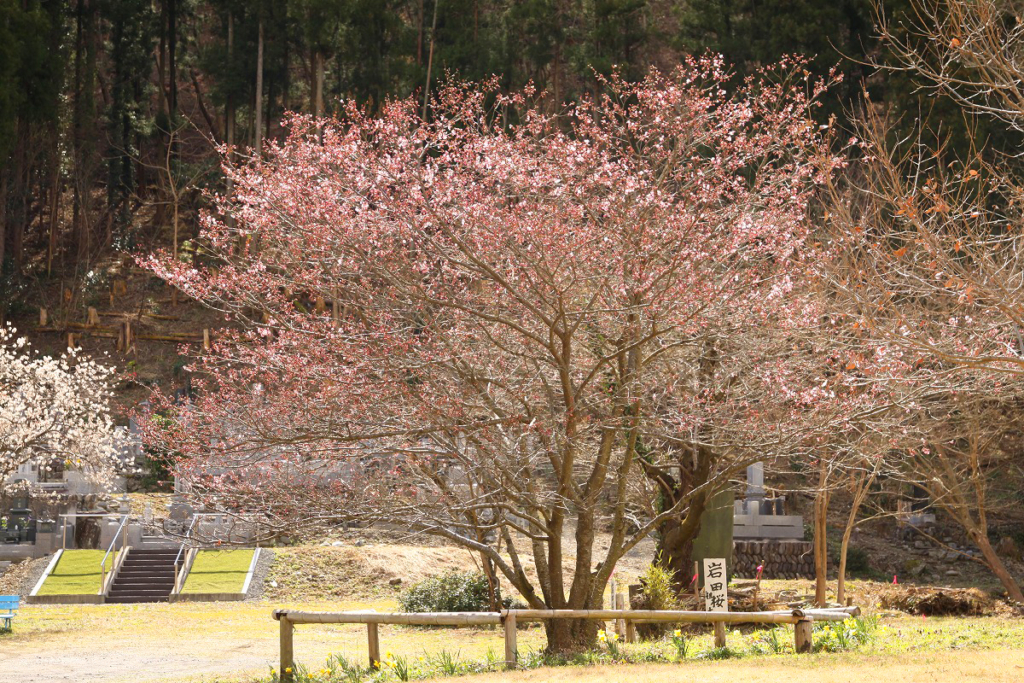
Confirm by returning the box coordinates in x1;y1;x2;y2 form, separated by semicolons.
143;59;841;651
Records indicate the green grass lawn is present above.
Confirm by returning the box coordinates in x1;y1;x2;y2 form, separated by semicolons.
36;549;118;596
182;549;255;594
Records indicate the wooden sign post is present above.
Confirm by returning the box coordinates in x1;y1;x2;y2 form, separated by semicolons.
703;557;728;647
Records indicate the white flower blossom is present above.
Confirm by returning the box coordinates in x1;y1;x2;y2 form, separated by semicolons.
0;325;124;494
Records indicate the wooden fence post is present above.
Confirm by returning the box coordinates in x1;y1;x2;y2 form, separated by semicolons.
794;617;813;653
367;623;380;669
713;620;726;648
87;307;99;326
503;613;517;669
625;613;637;644
279;616;294;682
203;328;211;351
614;592;626;640
39;307;47;326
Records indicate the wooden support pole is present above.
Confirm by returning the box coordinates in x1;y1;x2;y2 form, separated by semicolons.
118;320;132;352
87;307;99;326
203;329;211;351
625;616;637;644
503;613;517;669
39;307;47;326
66;333;76;350
713;621;726;648
614;592;626;639
367;622;380;669
794;617;813;653
279;616;294;682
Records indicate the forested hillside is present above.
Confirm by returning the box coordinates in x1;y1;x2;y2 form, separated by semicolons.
0;0;1013;383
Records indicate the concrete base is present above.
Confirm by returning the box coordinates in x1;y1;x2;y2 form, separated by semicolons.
0;545;47;561
26;593;104;605
170;592;245;602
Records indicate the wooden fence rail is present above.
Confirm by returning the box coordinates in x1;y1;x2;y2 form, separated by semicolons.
271;606;860;681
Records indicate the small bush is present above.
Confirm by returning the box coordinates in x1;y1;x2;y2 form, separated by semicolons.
828;538;871;574
398;570;493;613
633;562;678;640
844;545;871;573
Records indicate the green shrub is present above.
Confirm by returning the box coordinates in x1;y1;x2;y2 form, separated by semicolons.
398;570;493;613
827;538;871;574
844;545;871;573
633;562;678;640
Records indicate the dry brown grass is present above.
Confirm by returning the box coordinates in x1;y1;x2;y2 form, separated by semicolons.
265;545;482;600
421;650;1024;683
262;527;657;603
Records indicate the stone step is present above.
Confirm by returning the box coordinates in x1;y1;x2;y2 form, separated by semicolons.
126;551;179;557
108;586;172;595
106;547;181;603
112;582;173;589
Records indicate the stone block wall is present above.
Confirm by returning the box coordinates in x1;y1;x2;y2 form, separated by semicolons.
733;539;814;579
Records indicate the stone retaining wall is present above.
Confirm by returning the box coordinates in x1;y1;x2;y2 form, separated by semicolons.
733;539;814;579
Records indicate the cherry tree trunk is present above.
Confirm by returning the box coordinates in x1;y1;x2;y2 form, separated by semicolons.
655;492;707;592
973;532;1024;604
836;520;854;605
813;462;831;607
543;617;601;654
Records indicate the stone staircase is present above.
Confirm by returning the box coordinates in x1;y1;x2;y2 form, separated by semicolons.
106;548;179;604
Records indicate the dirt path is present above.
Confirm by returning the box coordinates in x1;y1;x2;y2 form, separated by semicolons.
0;641;270;683
0;600;543;683
2;600;1022;683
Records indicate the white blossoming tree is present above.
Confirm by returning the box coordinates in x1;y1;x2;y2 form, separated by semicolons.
0;325;124;495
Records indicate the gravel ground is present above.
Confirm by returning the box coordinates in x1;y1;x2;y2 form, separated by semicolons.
0;555;51;596
244;547;275;601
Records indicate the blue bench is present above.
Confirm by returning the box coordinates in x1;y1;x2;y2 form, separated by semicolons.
0;595;19;630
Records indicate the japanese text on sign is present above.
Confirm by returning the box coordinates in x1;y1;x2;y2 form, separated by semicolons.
703;557;728;612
